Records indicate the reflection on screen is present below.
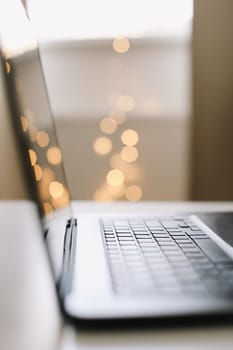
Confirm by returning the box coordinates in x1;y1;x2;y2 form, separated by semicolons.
0;0;71;217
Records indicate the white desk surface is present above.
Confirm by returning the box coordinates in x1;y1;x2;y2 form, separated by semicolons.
2;200;233;350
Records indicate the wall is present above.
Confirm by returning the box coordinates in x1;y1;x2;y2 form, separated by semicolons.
40;38;191;201
192;0;233;200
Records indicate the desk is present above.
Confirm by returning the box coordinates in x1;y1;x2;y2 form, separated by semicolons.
1;201;233;350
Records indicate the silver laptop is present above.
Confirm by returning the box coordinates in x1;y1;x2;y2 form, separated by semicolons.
1;0;233;323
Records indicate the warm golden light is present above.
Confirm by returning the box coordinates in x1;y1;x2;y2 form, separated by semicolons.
43;202;53;215
107;183;125;199
93;137;112;155
33;164;43;181
49;181;64;199
121;129;139;146
100;117;117;135
20;116;28;132
121;146;138;163
47;147;62;165
52;188;69;208
107;169;124;186
125;185;143;201
36;131;50;148
112;37;130;53
42;168;55;183
5;61;11;74
38;182;49;200
28;149;37;166
29;127;37;142
93;188;112;202
117;95;135;112
110;154;142;181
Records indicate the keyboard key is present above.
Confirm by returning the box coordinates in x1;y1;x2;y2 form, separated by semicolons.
160;220;179;229
135;234;151;238
102;216;233;298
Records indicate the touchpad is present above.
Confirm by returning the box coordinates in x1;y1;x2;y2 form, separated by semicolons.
195;212;233;247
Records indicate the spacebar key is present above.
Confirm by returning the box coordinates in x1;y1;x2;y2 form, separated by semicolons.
194;239;231;263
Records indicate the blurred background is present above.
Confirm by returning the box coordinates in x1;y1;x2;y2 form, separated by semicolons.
1;0;233;202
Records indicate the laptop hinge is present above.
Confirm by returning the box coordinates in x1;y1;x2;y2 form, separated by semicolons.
58;218;77;298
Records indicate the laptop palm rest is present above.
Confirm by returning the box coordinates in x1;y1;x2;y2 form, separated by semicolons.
196;213;233;247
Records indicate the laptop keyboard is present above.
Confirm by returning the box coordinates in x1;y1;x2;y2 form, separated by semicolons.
101;216;233;298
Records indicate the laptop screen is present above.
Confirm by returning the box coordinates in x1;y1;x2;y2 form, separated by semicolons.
0;0;72;218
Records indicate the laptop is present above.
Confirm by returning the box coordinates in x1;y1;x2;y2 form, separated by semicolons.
1;0;233;323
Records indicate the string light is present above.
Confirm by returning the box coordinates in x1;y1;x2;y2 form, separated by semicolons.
100;117;117;134
107;169;124;186
28;149;37;166
121;146;138;163
107;183;125;199
49;181;64;199
93;137;112;155
47;146;62;165
125;185;143;201
20;116;28;132
52;188;69;208
112;37;130;53
5;61;11;74
121;129;139;146
36;131;50;147
33;164;43;181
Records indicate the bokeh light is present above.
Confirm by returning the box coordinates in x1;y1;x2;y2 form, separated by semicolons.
93;137;112;155
121;146;138;163
121;129;139;146
107;183;125;198
52;188;69;208
125;185;143;201
49;181;64;199
107;169;124;186
47;146;62;165
5;61;11;74
100;117;117;134
28;149;37;166
117;95;135;112
112;37;130;53
36;131;50;147
33;164;43;181
20;116;28;132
